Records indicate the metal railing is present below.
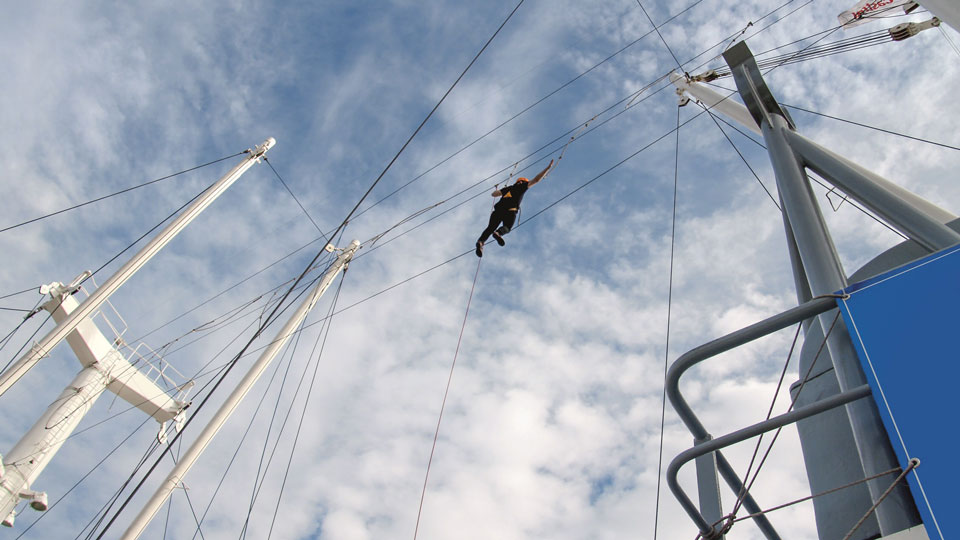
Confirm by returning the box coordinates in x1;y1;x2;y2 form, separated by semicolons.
666;296;873;539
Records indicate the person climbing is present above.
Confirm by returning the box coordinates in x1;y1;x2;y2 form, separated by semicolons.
475;159;554;257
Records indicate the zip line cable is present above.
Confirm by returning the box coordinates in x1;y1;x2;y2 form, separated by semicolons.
355;0;823;256
326;0;526;247
346;0;707;224
92;3;523;535
0;151;247;235
413;256;482;540
652;104;682;540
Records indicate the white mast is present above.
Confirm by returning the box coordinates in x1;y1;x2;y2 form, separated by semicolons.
120;239;361;540
0;277;193;527
0;138;275;398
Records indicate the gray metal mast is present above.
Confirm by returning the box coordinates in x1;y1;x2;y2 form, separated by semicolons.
718;41;955;538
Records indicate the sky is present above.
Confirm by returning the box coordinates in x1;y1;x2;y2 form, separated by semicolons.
0;1;959;539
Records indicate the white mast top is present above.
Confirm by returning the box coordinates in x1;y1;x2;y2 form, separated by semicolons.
0;138;275;398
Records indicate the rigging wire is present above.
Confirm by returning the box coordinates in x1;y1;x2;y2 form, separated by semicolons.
129;236;328;344
266;273;346;540
781;103;960;152
187;321;306;540
0;296;45;356
636;1;684;69
69;8;851;440
356;83;678;260
237;283;322;540
695;101;782;211
690;88;913;241
12;413;158;540
730;321;804;515
0;0;818;375
652;104;682;540
939;25;960;59
0;287;38;301
264;157;330;243
81;438;164;540
730;312;842;526
4;163;225;375
0;151;247;235
91;2;522;535
413;256;482;540
164;447;207;540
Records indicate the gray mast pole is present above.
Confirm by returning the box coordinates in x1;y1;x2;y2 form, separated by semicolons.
723;42;923;537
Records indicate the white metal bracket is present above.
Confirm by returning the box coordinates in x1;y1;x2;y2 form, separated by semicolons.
249;137;277;162
17;490;47;511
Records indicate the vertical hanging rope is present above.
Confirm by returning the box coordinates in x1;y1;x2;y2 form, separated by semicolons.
653;104;682;540
413;257;482;540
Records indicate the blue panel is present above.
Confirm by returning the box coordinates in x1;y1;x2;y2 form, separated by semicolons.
838;243;960;540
